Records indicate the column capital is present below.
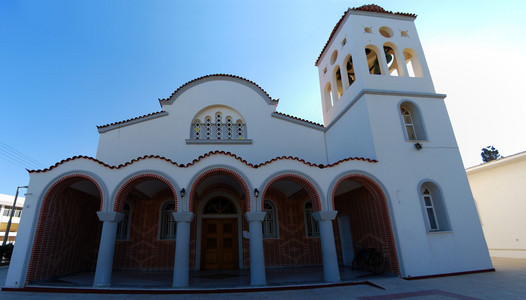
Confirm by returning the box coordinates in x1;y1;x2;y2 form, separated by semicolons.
172;211;194;223
97;211;124;222
312;210;338;222
245;211;266;222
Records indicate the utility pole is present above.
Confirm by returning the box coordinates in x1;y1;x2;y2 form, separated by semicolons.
2;185;28;246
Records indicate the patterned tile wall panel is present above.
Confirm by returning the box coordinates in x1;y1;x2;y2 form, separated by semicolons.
333;187;400;274
113;189;175;269
263;189;323;266
27;187;102;283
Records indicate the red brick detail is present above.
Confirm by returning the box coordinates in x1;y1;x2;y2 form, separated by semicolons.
114;174;178;213
26;175;104;284
331;174;401;275
261;174;321;212
113;189;176;269
188;168;250;212
262;189;322;266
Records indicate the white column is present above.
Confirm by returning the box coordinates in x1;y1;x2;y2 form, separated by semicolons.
172;211;194;288
245;212;267;286
93;211;123;287
313;210;340;282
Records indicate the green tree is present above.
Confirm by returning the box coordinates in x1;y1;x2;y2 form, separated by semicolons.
481;146;502;163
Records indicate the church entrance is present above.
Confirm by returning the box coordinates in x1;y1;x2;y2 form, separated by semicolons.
200;197;239;270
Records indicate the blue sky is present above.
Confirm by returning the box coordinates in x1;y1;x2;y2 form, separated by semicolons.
1;0;525;195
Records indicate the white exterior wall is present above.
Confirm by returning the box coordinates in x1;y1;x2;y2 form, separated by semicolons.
364;93;492;276
317;11;434;126
96;79;327;166
467;153;526;258
324;98;376;162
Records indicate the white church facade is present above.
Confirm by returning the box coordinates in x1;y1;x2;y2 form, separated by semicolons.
5;5;493;289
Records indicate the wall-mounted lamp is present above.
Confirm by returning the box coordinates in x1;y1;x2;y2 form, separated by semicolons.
414;143;423;150
180;188;186;198
254;188;259;198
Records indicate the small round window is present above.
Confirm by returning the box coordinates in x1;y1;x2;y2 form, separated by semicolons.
379;26;393;38
330;50;338;65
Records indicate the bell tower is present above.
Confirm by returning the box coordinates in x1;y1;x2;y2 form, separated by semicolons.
315;5;434;127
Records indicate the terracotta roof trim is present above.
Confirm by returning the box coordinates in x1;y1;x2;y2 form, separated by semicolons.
272;112;324;129
28;152;377;173
315;5;417;66
97;111;168;132
159;74;279;106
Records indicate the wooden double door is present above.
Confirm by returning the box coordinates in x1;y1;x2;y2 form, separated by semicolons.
201;218;239;270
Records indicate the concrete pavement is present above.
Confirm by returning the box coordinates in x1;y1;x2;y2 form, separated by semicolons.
1;257;526;299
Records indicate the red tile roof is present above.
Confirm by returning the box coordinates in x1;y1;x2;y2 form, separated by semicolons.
315;5;417;66
97;111;166;129
159;74;279;105
27;152;377;173
273;112;324;127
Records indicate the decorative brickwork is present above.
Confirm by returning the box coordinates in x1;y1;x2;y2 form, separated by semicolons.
189;168;250;212
114;173;177;212
262;189;322;266
261;174;322;212
113;189;176;269
332;175;400;275
26;175;103;284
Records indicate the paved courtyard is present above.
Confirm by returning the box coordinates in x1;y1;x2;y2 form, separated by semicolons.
2;257;526;299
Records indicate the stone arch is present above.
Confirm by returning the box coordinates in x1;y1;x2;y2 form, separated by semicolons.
330;172;400;275
189;167;251;213
26;173;105;284
113;172;178;213
261;173;322;212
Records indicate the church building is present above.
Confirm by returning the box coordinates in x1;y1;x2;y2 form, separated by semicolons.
5;5;493;289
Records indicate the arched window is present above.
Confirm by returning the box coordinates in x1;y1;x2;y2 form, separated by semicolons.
365;46;382;75
383;44;402;76
205;117;212;139
193;119;201;139
325;82;333;111
420;182;451;232
304;200;320;238
159;201;176;240
334;66;343;99
215;112;222;139
345;55;355;88
189;105;248;142
236;120;244;139
263;200;279;239
116;202;131;241
403;48;423;78
401;107;417;140
203;197;237;214
226;117;233;139
400;101;427;141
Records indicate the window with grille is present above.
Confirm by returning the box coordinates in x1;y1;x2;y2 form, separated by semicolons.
116;202;131;240
160;201;177;240
304;200;320;238
189;106;248;142
263;200;279;239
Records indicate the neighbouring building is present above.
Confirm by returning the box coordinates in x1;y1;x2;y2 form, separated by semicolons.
5;5;493;289
0;194;25;245
466;151;526;259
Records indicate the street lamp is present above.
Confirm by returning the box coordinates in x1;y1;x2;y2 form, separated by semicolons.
2;185;28;246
